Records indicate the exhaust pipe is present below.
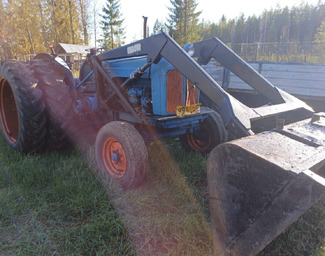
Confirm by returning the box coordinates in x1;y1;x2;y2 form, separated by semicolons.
143;16;148;39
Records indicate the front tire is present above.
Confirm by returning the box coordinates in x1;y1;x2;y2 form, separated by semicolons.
95;122;148;189
180;109;227;153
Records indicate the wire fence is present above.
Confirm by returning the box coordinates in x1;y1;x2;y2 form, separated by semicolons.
231;41;325;63
7;41;325;72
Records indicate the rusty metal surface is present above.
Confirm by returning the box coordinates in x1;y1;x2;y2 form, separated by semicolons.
167;69;183;113
207;114;325;256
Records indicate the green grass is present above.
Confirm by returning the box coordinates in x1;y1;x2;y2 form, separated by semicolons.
0;136;324;255
0;139;135;255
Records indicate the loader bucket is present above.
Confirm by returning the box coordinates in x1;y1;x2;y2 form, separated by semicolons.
207;114;325;256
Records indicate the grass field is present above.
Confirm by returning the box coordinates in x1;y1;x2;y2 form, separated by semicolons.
0;136;324;256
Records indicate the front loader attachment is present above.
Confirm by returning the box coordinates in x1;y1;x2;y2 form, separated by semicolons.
92;33;324;254
207;113;325;256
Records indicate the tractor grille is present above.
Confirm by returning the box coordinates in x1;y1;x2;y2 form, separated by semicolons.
167;69;183;113
167;69;198;113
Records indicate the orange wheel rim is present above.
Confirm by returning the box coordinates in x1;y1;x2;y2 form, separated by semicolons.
102;137;127;178
187;124;211;152
0;78;19;144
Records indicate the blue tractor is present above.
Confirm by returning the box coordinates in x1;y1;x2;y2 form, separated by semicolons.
0;33;324;255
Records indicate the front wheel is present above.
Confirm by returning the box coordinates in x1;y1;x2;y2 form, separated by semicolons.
95;122;148;189
180;110;227;154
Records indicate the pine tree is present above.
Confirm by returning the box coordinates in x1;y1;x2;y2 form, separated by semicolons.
152;19;168;35
167;0;202;45
100;0;124;50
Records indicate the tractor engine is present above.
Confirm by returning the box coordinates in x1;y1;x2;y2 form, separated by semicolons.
126;79;152;114
101;56;199;116
74;54;200;117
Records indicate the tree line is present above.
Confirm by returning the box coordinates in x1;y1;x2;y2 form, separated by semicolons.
155;1;325;46
200;2;325;45
0;0;89;60
1;0;325;61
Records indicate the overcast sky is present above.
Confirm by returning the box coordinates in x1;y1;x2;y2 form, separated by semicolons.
93;0;323;45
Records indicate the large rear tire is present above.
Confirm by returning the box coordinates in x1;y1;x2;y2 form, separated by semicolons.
0;61;46;153
30;58;74;150
180;109;227;153
32;58;101;149
95;122;148;189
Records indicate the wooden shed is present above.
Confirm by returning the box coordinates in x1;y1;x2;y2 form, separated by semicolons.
55;43;91;55
54;43;92;71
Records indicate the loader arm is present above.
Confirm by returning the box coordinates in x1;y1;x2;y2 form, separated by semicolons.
97;33;313;138
192;37;285;104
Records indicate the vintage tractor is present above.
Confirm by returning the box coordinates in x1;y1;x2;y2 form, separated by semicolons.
0;33;324;255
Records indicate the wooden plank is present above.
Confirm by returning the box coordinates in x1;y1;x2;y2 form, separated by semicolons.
261;63;325;73
263;76;325;88
228;77;325;96
205;61;325;98
228;84;253;90
276;86;325;97
246;63;260;70
265;78;325;91
228;80;253;90
228;80;325;96
262;70;325;82
228;66;260;90
202;65;224;84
